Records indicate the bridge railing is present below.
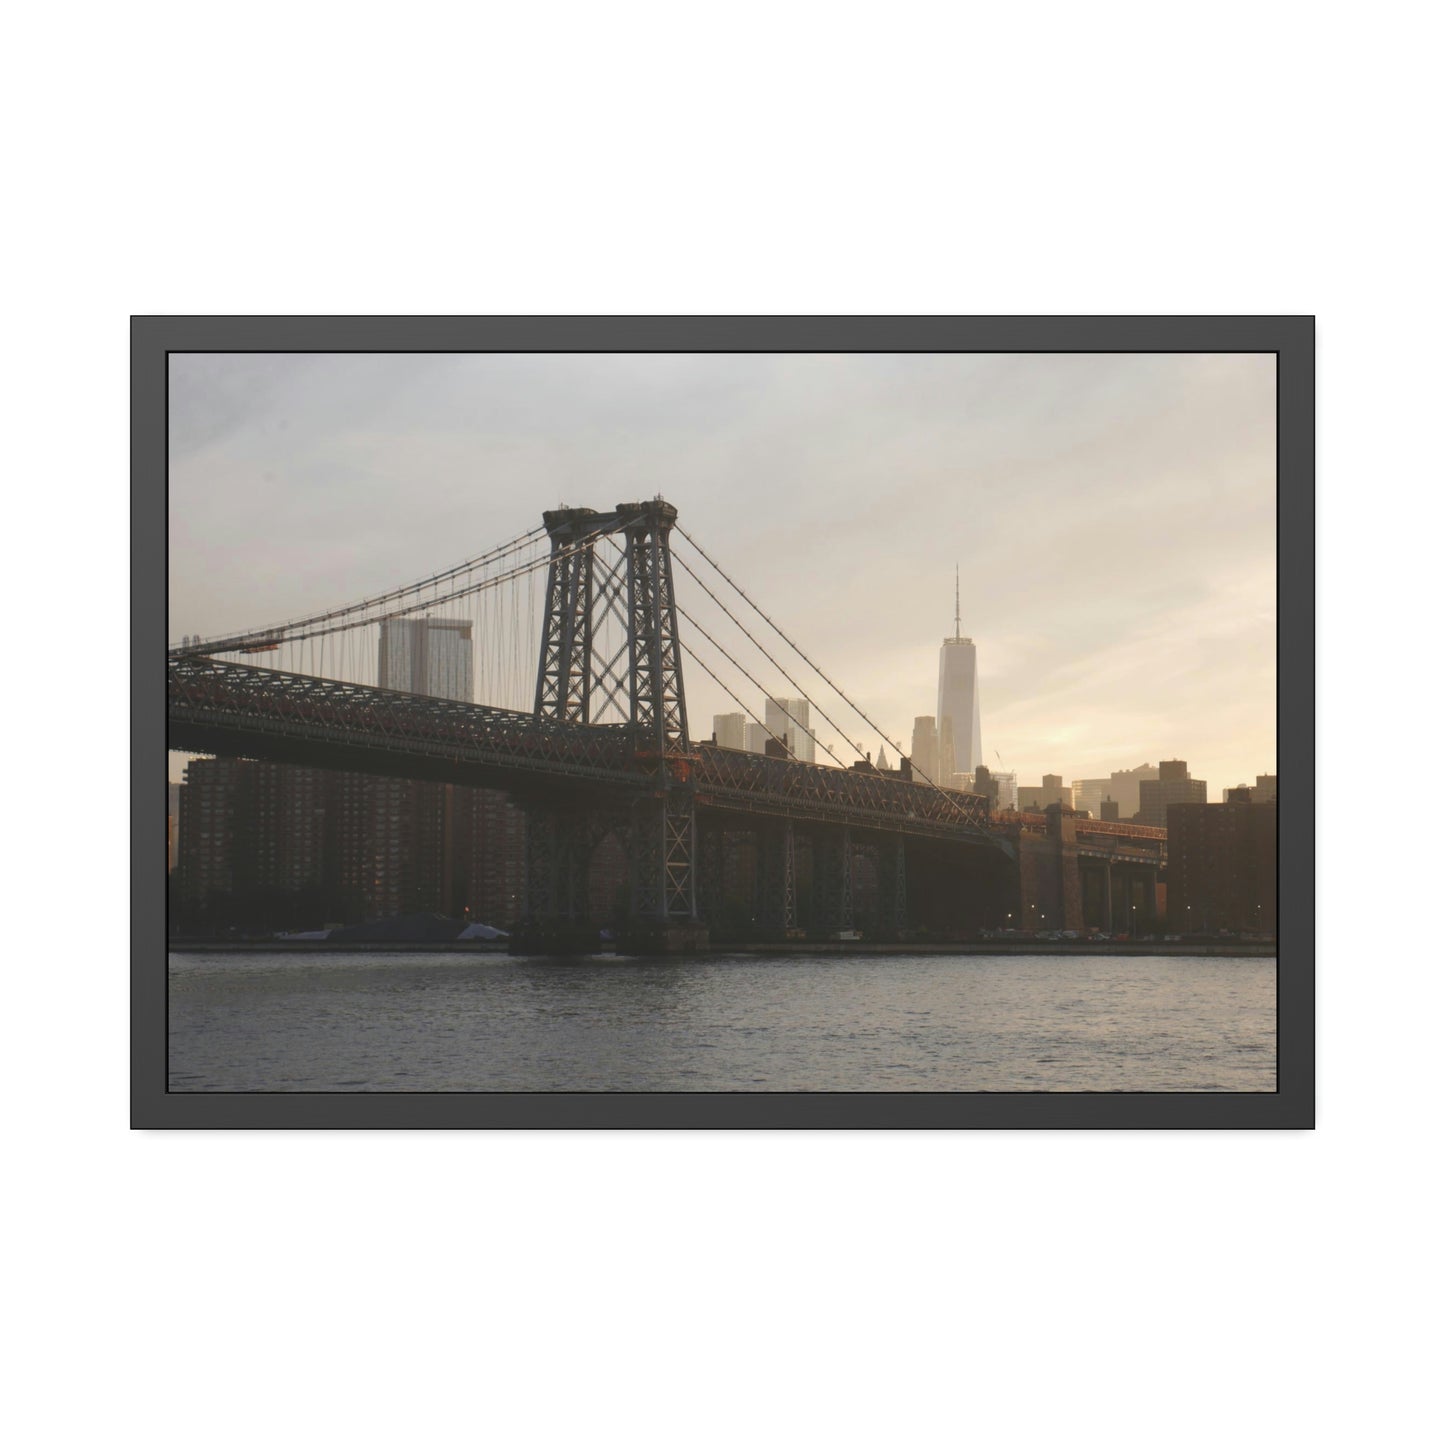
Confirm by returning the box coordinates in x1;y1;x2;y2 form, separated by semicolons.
169;659;1001;842
692;743;993;839
168;656;638;780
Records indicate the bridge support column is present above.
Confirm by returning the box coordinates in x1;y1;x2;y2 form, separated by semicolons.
513;804;594;953
758;820;797;937
695;817;725;934
877;835;907;941
623;788;708;954
815;826;854;937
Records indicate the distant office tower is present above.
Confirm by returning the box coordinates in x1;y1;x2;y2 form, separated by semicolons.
937;570;981;785
378;617;474;703
1100;797;1120;821
910;716;939;784
1136;760;1207;826
992;771;1018;812
1074;764;1159;822
1254;773;1278;804
1168;791;1277;935
765;697;815;762
1018;774;1073;811
745;721;770;755
713;713;747;750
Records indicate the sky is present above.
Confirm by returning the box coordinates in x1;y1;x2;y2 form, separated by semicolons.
168;352;1276;797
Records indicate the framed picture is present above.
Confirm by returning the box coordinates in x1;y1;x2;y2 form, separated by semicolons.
136;316;1312;1127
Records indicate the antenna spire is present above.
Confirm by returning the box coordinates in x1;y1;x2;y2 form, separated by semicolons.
954;564;961;639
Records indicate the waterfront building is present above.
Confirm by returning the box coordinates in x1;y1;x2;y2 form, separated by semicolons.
171;616;529;933
378;616;474;703
765;697;816;763
713;712;747;750
1137;760;1207;827
1168;791;1277;935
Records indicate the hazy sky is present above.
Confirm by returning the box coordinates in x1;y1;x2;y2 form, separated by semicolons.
168;352;1276;797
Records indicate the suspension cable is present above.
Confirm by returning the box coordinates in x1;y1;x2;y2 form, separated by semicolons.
674;603;855;772
178;522;546;654
674;524;983;821
671;548;873;768
177;532;586;658
679;642;797;759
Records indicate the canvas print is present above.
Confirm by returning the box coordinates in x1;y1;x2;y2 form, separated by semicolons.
166;349;1278;1095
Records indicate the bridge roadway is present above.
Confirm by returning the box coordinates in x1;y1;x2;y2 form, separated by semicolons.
168;656;1005;852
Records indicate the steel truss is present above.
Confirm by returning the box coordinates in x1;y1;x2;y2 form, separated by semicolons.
532;500;698;925
758;819;797;934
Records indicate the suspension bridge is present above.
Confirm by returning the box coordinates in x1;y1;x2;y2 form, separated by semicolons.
169;498;1153;950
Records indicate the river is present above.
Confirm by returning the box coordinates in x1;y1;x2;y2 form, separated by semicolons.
167;950;1276;1092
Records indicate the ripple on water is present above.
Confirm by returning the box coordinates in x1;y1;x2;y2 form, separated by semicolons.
166;950;1277;1093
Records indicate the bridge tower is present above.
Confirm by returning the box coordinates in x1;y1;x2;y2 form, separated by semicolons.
530;499;703;950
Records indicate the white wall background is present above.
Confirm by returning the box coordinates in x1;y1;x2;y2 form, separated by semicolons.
8;2;1438;1442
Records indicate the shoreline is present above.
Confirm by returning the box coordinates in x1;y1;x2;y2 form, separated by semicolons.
168;939;1276;959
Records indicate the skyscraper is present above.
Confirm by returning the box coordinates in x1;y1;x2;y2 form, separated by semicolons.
378;617;474;703
910;716;939;784
937;568;981;785
712;712;747;750
1136;760;1207;826
765;697;816;762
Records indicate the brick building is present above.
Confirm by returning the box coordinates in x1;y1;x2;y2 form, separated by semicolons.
172;758;528;933
1167;793;1277;936
1136;759;1207;826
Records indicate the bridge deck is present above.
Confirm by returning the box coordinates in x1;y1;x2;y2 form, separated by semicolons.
169;657;1003;848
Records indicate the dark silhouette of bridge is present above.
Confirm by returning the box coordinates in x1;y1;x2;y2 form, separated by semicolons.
169;498;1162;949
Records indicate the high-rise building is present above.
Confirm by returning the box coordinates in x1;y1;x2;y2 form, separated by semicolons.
1168;792;1277;935
745;721;770;755
1019;774;1073;811
713;712;747;750
1073;764;1160;822
910;716;939;785
378;617;474;703
937;569;981;786
1254;773;1278;804
991;771;1018;812
765;697;815;762
1137;760;1207;826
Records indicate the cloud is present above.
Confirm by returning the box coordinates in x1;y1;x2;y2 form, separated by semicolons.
169;352;1276;795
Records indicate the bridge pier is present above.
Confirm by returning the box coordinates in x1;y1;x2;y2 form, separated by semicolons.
757;819;798;939
814;826;854;937
876;835;908;941
621;790;709;954
511;802;597;953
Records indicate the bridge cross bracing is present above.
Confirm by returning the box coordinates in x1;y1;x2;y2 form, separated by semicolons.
169;497;1011;946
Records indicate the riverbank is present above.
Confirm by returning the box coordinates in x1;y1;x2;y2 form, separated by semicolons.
169;939;1275;958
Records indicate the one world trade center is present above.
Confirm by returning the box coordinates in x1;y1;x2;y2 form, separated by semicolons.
937;568;981;787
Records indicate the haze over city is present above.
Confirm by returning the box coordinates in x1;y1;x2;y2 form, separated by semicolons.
168;351;1276;796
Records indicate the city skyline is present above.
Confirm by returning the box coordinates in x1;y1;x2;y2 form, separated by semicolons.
169;352;1276;795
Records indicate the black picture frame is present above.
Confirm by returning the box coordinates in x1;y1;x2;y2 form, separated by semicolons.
136;315;1313;1129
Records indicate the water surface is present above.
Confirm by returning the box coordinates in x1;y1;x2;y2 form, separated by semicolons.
167;950;1276;1092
